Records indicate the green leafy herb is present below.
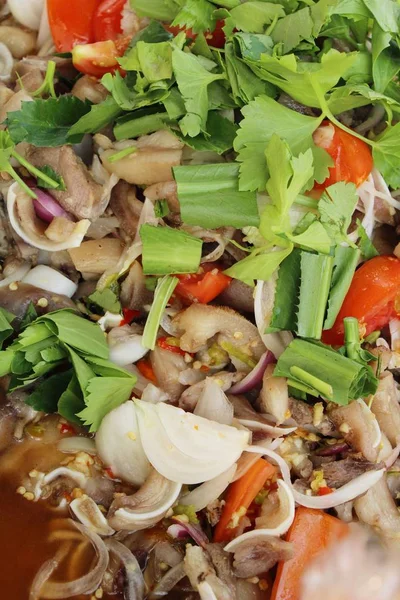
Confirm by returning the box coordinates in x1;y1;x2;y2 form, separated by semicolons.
140;224;203;275
87;289;121;314
372;121;400;188
344;316;377;365
30;60;57;99
226;2;284;34
318;181;359;245
174;162;259;228
0;307;15;350
7;97;92;146
357;220;379;259
176;112;238;154
224;245;293;286
25;370;72;413
274;338;378;405
78;376;136;433
268;249;302;333
130;0;181;21
20;303;38;329
142;275;178;350
68;96;123;139
36;166;66;190
120;41;173;82
171;0;217;34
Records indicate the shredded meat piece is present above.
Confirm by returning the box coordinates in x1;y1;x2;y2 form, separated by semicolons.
330;401;379;462
109;181;143;238
232;537;293;578
25;146;105;220
120;260;152;312
316;456;383;488
289;398;334;435
206;544;237;599
370;372;400;447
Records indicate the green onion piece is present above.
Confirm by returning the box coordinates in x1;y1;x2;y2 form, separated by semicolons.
296;252;334;339
274;338;378;405
142;276;178;350
140;224;202;275
268;248;301;333
324;246;360;330
12;150;59;189
31;60;57;99
365;330;380;344
344;317;360;362
289;365;333;399
107;145;137;163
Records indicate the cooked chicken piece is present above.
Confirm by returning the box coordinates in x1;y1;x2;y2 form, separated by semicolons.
25;145;105;219
110;181;143;238
354;478;400;537
68;239;123;274
330;401;379;462
101;131;184;186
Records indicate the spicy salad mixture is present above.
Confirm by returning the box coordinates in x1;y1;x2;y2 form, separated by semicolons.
2;0;400;598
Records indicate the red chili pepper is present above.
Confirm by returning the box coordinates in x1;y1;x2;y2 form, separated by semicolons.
60;423;76;435
156;336;187;356
136;358;157;384
105;466;116;479
317;486;333;496
120;308;141;326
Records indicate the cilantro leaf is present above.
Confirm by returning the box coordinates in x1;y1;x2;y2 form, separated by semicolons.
176;111;238;154
357;220;379;259
130;0;181;20
120;41;173;82
87;289;121;314
102;71;171;111
25;370;72;413
0;307;15;349
226;2;284;34
225;41;275;105
224;245;293;286
58;375;86;425
271;6;314;53
68;96;122;139
6;97;92;146
318;182;358;245
78;377;136;432
362;0;400;33
20;303;38;330
172;46;225;137
234;95;323;191
171;0;216;33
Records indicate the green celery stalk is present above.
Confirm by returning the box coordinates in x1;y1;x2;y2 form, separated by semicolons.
296;252;334;339
142;276;178;350
324;246;360;330
268;248;301;333
140;224;202;275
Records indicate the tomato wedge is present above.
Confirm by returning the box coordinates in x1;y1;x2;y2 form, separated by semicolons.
48;0;99;52
94;0;126;41
165;19;226;48
271;507;349;600
175;263;231;305
72;37;130;77
313;121;373;190
322;255;400;346
213;458;276;543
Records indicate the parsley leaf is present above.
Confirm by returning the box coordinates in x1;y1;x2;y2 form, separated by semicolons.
68;96;122;139
6;97;92;146
78;377;137;433
87;289;121;314
171;0;216;33
37;166;66;191
226;2;284;34
372;122;400;188
318;182;358;245
357;220;379;259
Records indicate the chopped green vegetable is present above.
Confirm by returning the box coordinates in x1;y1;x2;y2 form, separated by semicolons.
68;96;123;139
318;181;359;246
0;307;15;350
36;165;66;191
30;60;57;99
275;338;378;405
357;220;379;259
268;249;301;333
87;289;121;314
25;370;72;413
154;199;170;218
344;316;377;365
78;376;136;433
174;162;259;228
107;146;137;163
142;275;178;350
324;245;360;329
296;252;334;339
140;224;203;275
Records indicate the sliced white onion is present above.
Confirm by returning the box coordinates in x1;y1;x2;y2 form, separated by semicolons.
229;351;275;394
0;262;31;288
96;401;151;487
41;521;109;599
22;265;78;298
0;42;13;82
43;467;87;488
8;0;44;29
105;539;145;600
135;400;250;484
98;312;123;331
246;445;385;510
108;334;148;366
356;398;381;449
194;378;234;425
254;279;292;358
30;545;69;600
148;562;186;599
37;0;51;49
389;318;400;352
70;496;115;537
238;419;297;438
356;173;376;238
179;464;237;512
7;183;90;251
58;436;97;455
224;480;295;552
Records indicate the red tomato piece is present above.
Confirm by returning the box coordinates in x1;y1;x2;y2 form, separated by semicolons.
120;308;141;327
322;255;400;346
94;0;126;41
313;121;373;190
72;37;130;77
48;0;99;52
175;263;232;305
136;358;157;384
156;336;187;356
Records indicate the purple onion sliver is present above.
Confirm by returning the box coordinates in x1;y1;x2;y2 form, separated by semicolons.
315;443;349;457
229;351;276;395
32;187;69;223
169;518;209;548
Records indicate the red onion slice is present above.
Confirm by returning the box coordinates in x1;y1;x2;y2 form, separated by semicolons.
229;351;275;395
32;188;69;223
105;539;145;600
168;519;209;548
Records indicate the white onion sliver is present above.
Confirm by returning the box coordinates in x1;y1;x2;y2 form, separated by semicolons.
58;436;97;455
43;467;87;488
0;42;13;82
22;265;78;298
105;539;145;600
246;445;385;510
224;480;295;551
254;280;292;358
41;521;109;599
180;464;237;512
148;562;186;599
108;334;148;366
194;378;234;425
30;545;69;600
238;418;297;438
8;0;44;29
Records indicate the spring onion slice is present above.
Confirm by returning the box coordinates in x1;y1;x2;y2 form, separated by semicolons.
296;252;334;339
140;224;202;275
142;276;178;350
